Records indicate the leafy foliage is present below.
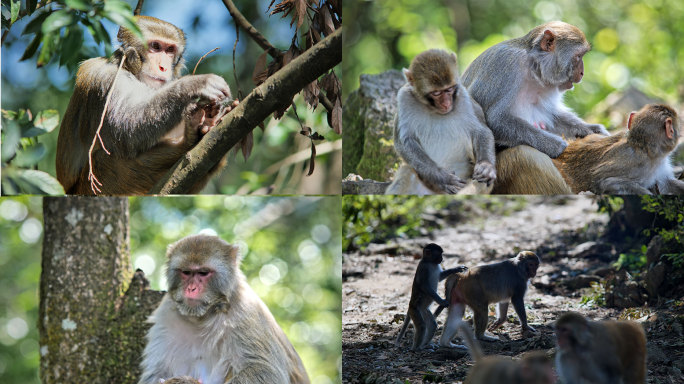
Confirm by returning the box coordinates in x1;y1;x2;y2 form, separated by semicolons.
1;108;64;194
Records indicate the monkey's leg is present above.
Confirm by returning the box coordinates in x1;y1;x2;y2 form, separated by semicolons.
657;178;684;195
385;165;434;195
492;146;572;194
488;302;509;332
422;307;438;349
408;306;426;351
597;177;651;195
473;303;498;342
438;303;467;348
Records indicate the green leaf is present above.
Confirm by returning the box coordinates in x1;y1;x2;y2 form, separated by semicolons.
14;143;47;167
1;120;21;163
60;25;84;66
103;0;133;13
27;0;36;14
41;9;75;34
104;11;141;40
22;10;50;35
36;34;55;67
10;0;19;23
19;31;42;61
65;0;90;11
89;19;111;47
1;109;18;120
14;169;65;195
33;109;60;132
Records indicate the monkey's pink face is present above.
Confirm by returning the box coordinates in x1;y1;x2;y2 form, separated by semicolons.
561;51;587;90
142;39;178;89
555;325;572;350
427;85;457;114
179;268;214;304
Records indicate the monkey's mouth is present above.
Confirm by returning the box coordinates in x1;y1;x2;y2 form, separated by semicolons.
145;74;168;87
559;81;574;91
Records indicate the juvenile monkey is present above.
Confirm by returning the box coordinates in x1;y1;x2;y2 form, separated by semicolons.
462;21;608;194
456;322;554;384
57;16;237;195
555;104;684;194
555;312;647;384
386;49;497;195
439;251;540;346
139;235;309;384
395;243;467;350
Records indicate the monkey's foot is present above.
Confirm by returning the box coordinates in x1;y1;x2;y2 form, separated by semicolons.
522;326;538;337
488;321;505;332
477;332;500;342
441;343;468;350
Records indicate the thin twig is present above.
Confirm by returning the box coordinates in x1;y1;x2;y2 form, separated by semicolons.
87;54;126;194
192;47;219;75
134;0;144;16
222;0;282;60
232;23;243;99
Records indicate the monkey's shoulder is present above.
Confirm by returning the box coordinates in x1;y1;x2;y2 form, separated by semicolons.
75;57;121;91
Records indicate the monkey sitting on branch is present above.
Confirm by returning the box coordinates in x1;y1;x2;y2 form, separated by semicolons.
462;21;609;194
395;243;468;350
554;104;684;194
554;312;647;384
138;235;309;384
385;49;497;195
57;16;237;195
456;322;554;384
437;251;540;346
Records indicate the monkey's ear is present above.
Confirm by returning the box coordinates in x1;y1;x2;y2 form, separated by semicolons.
665;117;674;139
402;68;414;85
627;112;636;130
540;29;556;52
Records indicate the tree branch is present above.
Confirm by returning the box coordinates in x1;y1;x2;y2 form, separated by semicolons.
150;28;342;194
134;0;144;16
222;0;282;60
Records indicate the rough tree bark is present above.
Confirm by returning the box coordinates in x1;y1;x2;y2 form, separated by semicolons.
151;28;342;194
40;197;162;384
342;70;404;181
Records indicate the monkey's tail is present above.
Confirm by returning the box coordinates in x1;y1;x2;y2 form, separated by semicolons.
444;273;462;304
456;322;483;362
394;311;411;347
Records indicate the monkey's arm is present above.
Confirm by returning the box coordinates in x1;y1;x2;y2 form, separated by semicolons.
439;266;467;280
470;112;497;185
228;362;288;384
511;292;535;333
394;124;466;193
597;177;652;195
657;177;684;194
420;284;448;307
554;110;608;138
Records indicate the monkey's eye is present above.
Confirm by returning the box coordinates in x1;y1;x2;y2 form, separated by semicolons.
180;270;191;276
166;46;176;54
150;42;162;52
198;271;210;277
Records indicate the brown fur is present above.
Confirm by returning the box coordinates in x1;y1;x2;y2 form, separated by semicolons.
555;312;646;384
554;104;682;194
493;146;571;194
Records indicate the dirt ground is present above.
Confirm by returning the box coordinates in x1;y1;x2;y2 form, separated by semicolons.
342;196;684;383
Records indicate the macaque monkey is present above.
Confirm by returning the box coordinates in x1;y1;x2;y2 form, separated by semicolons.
160;377;201;384
456;322;554;384
395;243;467;350
386;49;497;195
462;21;608;194
555;104;684;194
555;312;647;384
57;16;238;195
139;235;309;384
439;251;540;346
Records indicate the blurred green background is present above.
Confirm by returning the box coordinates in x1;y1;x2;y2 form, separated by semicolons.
0;196;342;384
2;0;341;194
343;0;684;117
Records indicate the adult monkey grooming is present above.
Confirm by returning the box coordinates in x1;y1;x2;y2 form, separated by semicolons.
462;21;608;194
555;312;647;384
555;104;684;194
139;235;309;384
57;16;236;195
385;49;497;195
395;243;468;350
439;251;540;346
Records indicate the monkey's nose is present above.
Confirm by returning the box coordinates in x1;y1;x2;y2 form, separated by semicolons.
159;65;168;72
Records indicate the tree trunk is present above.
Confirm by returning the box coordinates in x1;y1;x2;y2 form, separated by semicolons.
40;197;162;384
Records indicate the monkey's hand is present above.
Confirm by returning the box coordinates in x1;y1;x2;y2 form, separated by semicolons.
588;123;609;136
198;99;240;135
543;137;568;158
432;170;467;194
181;74;232;103
472;161;497;186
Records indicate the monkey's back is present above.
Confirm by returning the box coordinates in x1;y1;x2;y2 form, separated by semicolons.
601;321;647;384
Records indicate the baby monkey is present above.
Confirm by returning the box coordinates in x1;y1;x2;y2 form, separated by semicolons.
386;49;497;195
555;104;684;194
457;322;554;384
395;243;467;350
